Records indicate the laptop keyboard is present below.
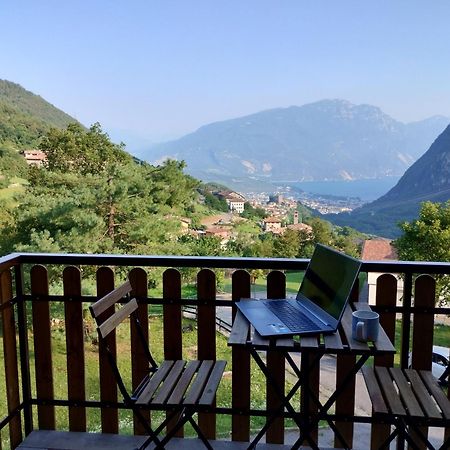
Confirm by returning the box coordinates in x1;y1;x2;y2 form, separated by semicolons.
266;301;319;332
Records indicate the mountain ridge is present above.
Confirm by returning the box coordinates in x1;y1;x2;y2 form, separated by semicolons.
145;99;449;185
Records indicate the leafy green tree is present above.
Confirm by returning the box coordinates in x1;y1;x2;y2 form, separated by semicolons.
308;217;334;246
202;191;229;212
273;229;302;258
241;202;267;220
395;201;450;305
0;146;29;178
148;159;199;210
40;122;130;175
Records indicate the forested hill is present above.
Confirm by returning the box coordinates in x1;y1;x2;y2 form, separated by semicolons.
0;79;79;149
328;124;450;237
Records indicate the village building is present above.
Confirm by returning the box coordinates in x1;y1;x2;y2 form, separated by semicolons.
286;222;313;234
227;198;245;214
21;149;46;167
204;226;231;247
263;217;283;234
217;191;246;214
179;217;192;234
205;226;230;239
361;238;403;304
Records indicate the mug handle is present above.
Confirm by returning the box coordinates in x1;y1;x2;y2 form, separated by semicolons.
356;321;366;341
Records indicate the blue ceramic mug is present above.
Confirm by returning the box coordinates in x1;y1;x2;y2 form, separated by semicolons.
352;310;379;342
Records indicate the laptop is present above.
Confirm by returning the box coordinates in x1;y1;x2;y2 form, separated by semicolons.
236;244;361;337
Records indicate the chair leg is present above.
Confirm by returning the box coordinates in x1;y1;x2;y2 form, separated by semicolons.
396;419;424;450
377;425;399;450
131;408;163;450
187;413;214;450
138;409;182;450
154;408;214;450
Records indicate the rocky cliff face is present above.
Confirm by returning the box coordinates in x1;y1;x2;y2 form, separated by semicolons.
328;124;450;237
372;124;450;205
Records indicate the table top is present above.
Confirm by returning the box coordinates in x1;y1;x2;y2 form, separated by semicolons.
228;301;395;356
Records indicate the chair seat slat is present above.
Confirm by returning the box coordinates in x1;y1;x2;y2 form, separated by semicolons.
184;360;214;405
361;367;388;414
151;360;186;405
198;361;227;406
375;366;406;416
419;370;450;420
167;361;201;406
135;360;174;405
390;368;423;418
404;369;442;420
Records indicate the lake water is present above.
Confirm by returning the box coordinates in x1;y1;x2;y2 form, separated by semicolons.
285;177;401;202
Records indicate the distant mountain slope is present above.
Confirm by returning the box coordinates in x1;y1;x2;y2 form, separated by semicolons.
0;79;79;149
328;124;450;237
145;100;449;183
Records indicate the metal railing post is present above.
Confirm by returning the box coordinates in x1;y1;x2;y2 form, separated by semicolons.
15;264;33;435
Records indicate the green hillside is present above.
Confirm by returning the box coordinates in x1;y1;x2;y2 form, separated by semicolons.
0;79;79;149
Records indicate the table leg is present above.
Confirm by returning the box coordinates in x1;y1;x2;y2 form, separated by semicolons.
249;349;321;449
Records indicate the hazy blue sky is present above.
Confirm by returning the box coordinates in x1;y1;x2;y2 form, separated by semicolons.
2;1;450;148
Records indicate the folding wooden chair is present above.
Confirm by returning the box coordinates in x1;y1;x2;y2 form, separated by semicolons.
89;280;226;449
362;366;450;450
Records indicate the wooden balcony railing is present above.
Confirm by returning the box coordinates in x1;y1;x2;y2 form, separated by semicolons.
0;252;449;449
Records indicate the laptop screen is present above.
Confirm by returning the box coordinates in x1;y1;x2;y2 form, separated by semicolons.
297;244;361;320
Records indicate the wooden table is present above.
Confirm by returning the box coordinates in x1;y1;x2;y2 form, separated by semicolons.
228;302;396;450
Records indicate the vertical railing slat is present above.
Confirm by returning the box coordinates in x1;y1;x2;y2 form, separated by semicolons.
411;274;436;450
95;267;119;433
0;269;22;447
370;273;397;450
266;270;286;444
31;265;55;430
162;268;182;436
334;281;359;448
197;269;217;439
231;269;251;442
64;266;86;431
129;268;150;435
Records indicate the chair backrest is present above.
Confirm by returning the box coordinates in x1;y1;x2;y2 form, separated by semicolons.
89;280;157;400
